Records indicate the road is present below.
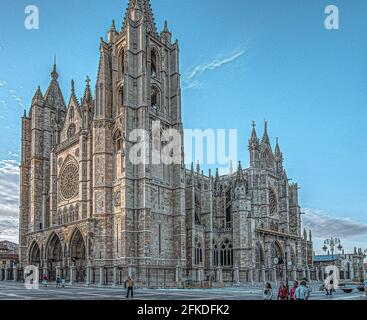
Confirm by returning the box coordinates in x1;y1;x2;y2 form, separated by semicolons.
0;282;365;300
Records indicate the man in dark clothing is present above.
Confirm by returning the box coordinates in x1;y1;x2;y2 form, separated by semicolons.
126;277;134;298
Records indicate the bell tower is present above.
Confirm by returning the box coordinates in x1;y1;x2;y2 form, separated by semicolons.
93;0;186;273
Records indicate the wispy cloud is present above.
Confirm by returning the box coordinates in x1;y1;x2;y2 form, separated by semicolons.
302;208;367;239
0;160;20;243
8;151;19;158
0;80;25;108
7;88;25;108
182;48;249;90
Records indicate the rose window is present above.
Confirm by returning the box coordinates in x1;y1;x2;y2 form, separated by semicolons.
60;163;79;200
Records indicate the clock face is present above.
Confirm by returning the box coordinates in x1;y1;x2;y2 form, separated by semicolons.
274;257;279;265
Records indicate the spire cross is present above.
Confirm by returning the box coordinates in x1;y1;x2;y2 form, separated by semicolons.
86;76;91;86
51;55;58;80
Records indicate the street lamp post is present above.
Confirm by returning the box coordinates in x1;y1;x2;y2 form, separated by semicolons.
323;237;343;265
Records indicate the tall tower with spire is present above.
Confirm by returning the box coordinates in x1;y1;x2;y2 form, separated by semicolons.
19;62;67;265
92;0;186;270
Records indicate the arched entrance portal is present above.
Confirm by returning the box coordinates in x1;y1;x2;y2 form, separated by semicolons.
271;241;284;281
255;243;265;282
70;229;86;283
46;233;63;281
29;241;41;267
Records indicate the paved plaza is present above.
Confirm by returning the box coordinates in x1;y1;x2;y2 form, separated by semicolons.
0;282;366;300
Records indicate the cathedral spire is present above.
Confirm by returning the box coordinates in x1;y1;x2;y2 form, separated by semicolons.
274;137;281;157
110;19;116;31
249;121;259;150
31;86;44;106
82;76;92;105
51;56;58;80
123;0;157;34
44;60;66;111
261;120;271;146
236;161;244;184
69;79;80;109
161;20;172;43
108;19;118;43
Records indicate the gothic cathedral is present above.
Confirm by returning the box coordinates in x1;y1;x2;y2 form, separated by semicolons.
19;0;312;286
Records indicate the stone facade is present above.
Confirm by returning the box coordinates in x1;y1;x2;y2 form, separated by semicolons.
19;0;311;286
0;241;19;281
314;248;367;282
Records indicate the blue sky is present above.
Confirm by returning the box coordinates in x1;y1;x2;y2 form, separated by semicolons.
0;0;367;254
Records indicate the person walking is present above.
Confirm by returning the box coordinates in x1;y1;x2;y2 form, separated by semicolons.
325;280;333;296
277;281;289;300
42;274;48;287
126;276;135;299
61;276;66;288
363;279;367;298
263;282;273;300
56;276;61;288
294;280;310;300
290;281;299;300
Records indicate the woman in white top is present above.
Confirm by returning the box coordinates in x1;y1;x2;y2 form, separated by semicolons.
263;282;273;300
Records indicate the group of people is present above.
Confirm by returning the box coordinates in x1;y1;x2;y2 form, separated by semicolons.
41;274;65;288
263;280;311;300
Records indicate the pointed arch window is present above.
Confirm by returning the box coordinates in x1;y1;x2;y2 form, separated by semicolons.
113;130;122;153
195;242;203;265
220;239;233;267
269;188;278;216
151;49;158;78
213;244;219;266
151;87;160;110
195;193;201;225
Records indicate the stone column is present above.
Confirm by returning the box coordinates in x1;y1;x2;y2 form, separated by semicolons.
85;265;91;286
306;266;311;282
4;267;8;282
283;266;287;283
216;267;223;284
13;266;17;282
197;266;204;283
99;265;105;286
43;266;48;278
175;265;181;284
261;266;266;284
56;266;61;279
0;267;3;281
292;267;297;281
350;265;354;281
272;266;277;285
113;265;118;287
315;267;319;282
233;266;240;285
70;265;75;285
321;267;325;282
302;267;306;279
248;268;254;286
